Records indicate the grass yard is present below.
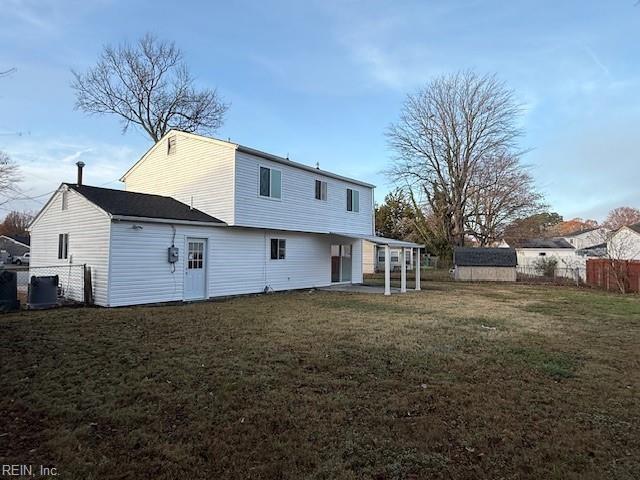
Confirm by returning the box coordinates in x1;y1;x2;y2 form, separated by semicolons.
1;282;639;479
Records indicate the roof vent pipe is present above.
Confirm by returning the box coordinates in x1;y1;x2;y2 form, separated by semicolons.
76;161;85;186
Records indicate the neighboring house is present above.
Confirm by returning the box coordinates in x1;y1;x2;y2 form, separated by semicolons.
30;130;422;306
453;247;517;282
561;227;608;250
0;234;30;260
362;241;414;274
576;243;607;259
607;223;640;260
501;238;581;270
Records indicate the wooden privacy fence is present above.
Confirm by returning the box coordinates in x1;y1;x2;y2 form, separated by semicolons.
586;259;640;293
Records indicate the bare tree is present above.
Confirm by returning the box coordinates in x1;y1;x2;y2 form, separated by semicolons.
387;71;522;247
603;206;640;230
0;151;21;205
72;34;229;142
0;210;34;236
465;152;545;246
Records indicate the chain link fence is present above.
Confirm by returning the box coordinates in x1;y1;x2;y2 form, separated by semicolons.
23;264;88;304
516;266;585;285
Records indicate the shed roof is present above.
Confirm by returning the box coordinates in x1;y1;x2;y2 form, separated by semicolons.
66;184;225;224
454;247;517;267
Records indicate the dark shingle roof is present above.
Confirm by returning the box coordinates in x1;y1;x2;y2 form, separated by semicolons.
3;234;30;246
66;184;224;224
454;247;517;267
627;223;640;234
508;238;574;249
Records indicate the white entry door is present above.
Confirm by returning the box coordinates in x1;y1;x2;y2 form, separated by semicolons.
185;238;206;300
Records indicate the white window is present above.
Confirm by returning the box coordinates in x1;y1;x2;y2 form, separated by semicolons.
61;190;68;210
391;253;399;262
270;238;286;260
259;166;282;199
347;188;359;212
58;233;69;260
167;136;176;155
315;180;327;201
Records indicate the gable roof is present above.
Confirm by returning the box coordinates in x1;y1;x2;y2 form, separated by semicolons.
563;227;601;237
66;184;225;224
120;130;376;189
627;223;640;235
454;247;517;267
0;234;30;246
508;238;574;249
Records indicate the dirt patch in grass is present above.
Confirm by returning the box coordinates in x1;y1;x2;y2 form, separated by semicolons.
1;283;639;479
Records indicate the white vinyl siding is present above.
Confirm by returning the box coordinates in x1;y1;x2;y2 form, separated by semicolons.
29;188;111;306
123;132;236;224
234;151;373;235
108;224;360;307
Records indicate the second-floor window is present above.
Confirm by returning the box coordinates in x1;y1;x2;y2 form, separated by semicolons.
347;188;359;212
58;233;69;260
259;166;282;199
315;180;327;201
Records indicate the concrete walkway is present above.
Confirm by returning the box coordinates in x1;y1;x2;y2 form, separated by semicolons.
319;284;403;294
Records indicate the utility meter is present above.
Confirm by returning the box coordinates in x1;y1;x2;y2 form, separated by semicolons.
168;246;179;263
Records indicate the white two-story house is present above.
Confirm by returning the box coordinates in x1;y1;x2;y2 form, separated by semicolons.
29;130;421;307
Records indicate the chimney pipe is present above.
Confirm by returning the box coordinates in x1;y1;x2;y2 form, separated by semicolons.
76;161;85;185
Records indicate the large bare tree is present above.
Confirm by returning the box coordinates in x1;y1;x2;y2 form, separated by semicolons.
387;71;522;247
72;34;228;142
603;206;640;230
465;152;545;246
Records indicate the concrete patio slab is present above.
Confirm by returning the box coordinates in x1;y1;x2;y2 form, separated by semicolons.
319;284;403;294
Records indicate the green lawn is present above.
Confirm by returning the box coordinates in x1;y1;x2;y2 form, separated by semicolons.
1;282;639;479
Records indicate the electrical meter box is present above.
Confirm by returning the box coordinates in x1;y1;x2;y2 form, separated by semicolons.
168;246;179;263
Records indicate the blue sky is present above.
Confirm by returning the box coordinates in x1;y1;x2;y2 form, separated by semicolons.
0;0;638;221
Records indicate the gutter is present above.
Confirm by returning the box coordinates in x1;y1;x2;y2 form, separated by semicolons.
111;215;228;227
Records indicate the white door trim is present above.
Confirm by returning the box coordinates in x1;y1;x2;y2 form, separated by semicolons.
184;237;207;300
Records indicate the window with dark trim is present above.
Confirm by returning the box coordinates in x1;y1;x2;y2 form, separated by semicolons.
346;188;359;212
315;180;327;201
259;166;282;199
58;233;69;260
270;238;286;260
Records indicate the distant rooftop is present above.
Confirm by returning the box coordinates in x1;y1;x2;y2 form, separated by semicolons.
563;227;601;237
508;238;574;249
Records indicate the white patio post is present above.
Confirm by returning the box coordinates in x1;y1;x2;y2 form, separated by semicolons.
415;247;421;291
384;244;391;296
400;248;407;293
